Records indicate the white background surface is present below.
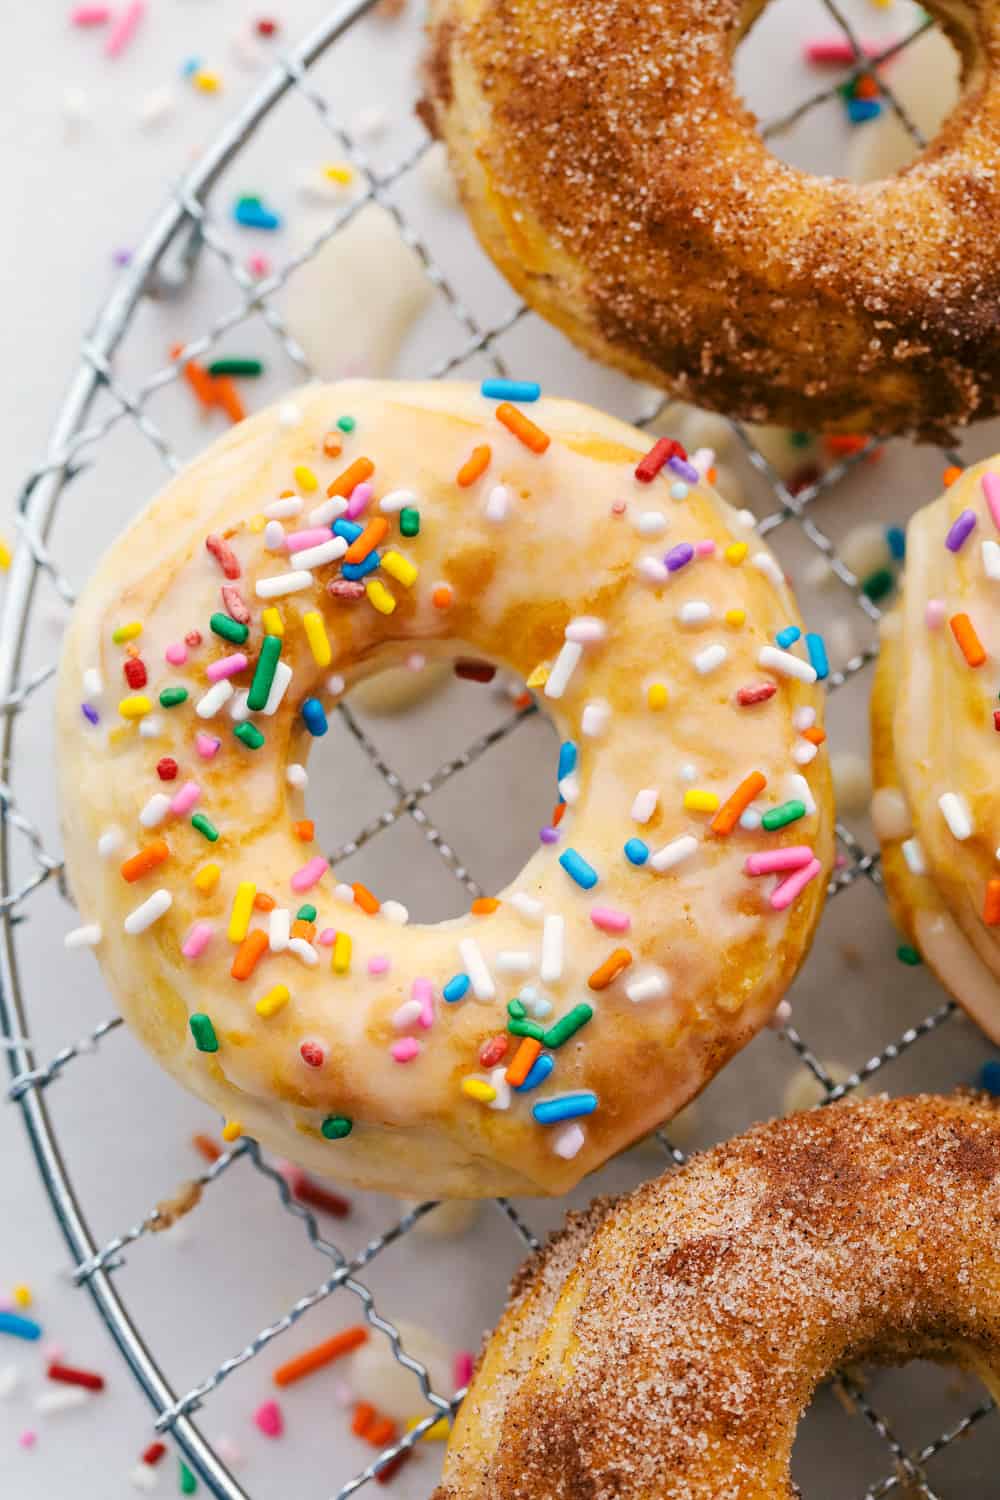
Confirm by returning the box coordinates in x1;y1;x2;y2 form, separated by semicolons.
2;3;998;1498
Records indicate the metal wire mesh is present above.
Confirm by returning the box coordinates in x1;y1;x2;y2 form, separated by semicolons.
1;3;997;1496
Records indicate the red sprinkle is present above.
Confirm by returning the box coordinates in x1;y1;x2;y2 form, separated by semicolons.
454;659;496;683
185;630;203;648
221;584;251;625
994;709;1000;733
256;16;279;35
47;1362;105;1392
287;1170;351;1218
299;1040;325;1069
376;1449;413;1485
737;683;778;707
156;757;179;781
328;578;366;599
478;1035;508;1068
205;533;240;579
142;1442;166;1466
635;437;681;484
123;658;147;689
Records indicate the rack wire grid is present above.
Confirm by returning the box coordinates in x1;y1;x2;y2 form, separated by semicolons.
3;1;999;1496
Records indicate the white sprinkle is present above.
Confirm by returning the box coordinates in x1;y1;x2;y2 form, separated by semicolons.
64;924;101;950
278;401;303;430
693;643;727;675
459;938;495;1001
939;791;973;841
196;679;234;718
255;570;313;599
138;714;163;739
327;674;346;697
785;772;816;817
0;1365;21;1400
129;1461;159;1493
381;900;409;925
229;690;250;723
138;85;175;130
264;520;286;551
264;497;303;520
552;1122;585;1159
35;1386;89;1415
564;616;607;644
983;540;1000;580
288;937;319;967
793;741;818;765
83;668;103;698
393;999;423;1030
124;889;171;936
691;446;715;478
581;700;611;738
679;601;711;625
901;837;926;876
485;485;510;523
97;826;123;858
379;488;417;514
558;772;580;805
650;835;698;872
758;646;817;684
637;555;669;584
625;967;671;1003
139;793;171;829
488;1067;511;1111
293;536;348;570
511;892;544;923
286;763;308;789
634;510;668;536
308;495;347;526
678;763;698;784
260;661;293;716
540;914;564;984
793;705;816;731
768;999;793;1031
631;788;658;824
740;808;761;830
544;640;583;700
334;883;354;904
752;552;785;588
495;950;535;976
521;985;552;1018
736;509;757;531
269;908;290;953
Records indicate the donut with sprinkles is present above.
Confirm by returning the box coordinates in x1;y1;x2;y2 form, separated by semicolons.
58;380;832;1197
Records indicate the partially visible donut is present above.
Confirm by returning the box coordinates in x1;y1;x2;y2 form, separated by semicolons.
435;1094;1000;1500
423;0;1000;438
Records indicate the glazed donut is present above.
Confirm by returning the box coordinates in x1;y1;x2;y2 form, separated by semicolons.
422;0;1000;439
872;455;1000;1041
435;1093;1000;1500
57;379;832;1199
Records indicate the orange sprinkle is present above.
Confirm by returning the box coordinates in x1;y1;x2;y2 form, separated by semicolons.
587;947;633;991
366;1418;397;1448
120;839;170;883
949;612;986;668
707;466;718;485
513;691;533;710
291;919;316;941
823;434;869;457
213;376;245;425
854;73;879;100
431;585;453;610
327;457;374;499
470;896;500;915
272;1327;368;1387
323;432;343;459
191;1133;222;1163
352;882;380;915
253;892;276;912
230;928;269;981
170;344;216;409
344;516;388;564
985;880;1000;926
801;726;827;746
496;402;550;454
293;819;315;842
711;770;767;836
943;465;963;487
505;1036;542;1088
551;801;566;827
352;1403;376;1437
456;445;491;487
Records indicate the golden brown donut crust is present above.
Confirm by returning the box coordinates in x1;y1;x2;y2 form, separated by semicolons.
423;0;1000;439
435;1094;1000;1500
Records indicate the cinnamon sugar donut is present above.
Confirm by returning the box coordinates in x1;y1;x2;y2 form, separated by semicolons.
435;1094;1000;1499
57;379;832;1199
423;0;1000;439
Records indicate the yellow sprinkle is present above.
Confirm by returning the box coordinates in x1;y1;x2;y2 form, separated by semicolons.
228;881;256;943
108;725;132;748
332;931;352;974
724;608;746;627
683;788;720;814
249;513;267;534
294;464;318;493
261;606;284;638
0;537;11;571
323;163;354;184
118;694;152;719
256;984;290;1019
725;543;748;566
647;682;669;711
406;1416;450;1441
193;70;221;93
366;578;396;615
221;1120;243;1142
112;622;143;644
380;550;418;588
12;1285;31;1308
461;1077;497;1104
526;662;549;688
302;610;332;667
194;862;221;893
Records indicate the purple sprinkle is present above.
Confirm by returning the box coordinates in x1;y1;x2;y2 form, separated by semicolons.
112;248;132;267
81;703;99;725
667;456;699;484
539;826;560;845
665;542;695;573
945;508;977;552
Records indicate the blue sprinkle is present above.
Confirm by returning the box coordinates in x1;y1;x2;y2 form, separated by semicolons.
670;481;690;501
775;626;801;648
558;848;598;889
443;973;470;1003
301;698;328;737
181;57;201;77
805;632;829;681
516;1053;555;1092
81;703;99;726
333;519;364;543
979;1059;1000;1097
532;1092;598;1125
0;1311;41;1341
342;553;380;581
624;838;649;866
557;741;578;783
480;379;541;403
886;525;906;561
233;199;282;231
846;97;881;124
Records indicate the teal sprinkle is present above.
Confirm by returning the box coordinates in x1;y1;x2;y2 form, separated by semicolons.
862;567;895;602
336;415;356;433
296;904;317;922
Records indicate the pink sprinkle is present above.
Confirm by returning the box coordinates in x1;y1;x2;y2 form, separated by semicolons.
368;954;390;974
182;921;215;959
590;905;631;934
454;1351;474;1388
345;481;374;520
41;1342;65;1363
105;0;144;57
804;36;886;63
770;856;822;911
205;532;240;580
0;1298;14;1313
216;1436;245;1466
611;499;627;516
70;4;112;22
695;539;716;557
392;999;422;1030
982;472;1000;530
412;977;434;1029
319;928;337;947
248;254;271;278
18;1430;36;1451
221;584;251;625
285;527;333;553
291;856;329;893
206;652;248;682
196;732;221;759
925;599;946;630
745;846;815;877
165;642;187;666
253;1400;284;1439
170;781;201;816
390;1037;420;1063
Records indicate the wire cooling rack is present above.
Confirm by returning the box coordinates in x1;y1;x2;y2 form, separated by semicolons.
3;2;999;1496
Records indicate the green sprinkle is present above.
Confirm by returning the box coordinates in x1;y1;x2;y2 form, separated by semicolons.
234;722;265;750
862;567;895;603
507;998;527;1020
789;431;812;449
543;1003;594;1049
897;944;922;966
179;1459;198;1494
399;507;420;538
236;194;262;209
159;686;189;709
296;904;317;922
210;612;249;645
247;633;282;711
207;358;263;377
191;813;219;842
321;1115;353;1140
508;1017;545;1039
336;415;356;433
761;800;807;832
189;1013;218;1053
